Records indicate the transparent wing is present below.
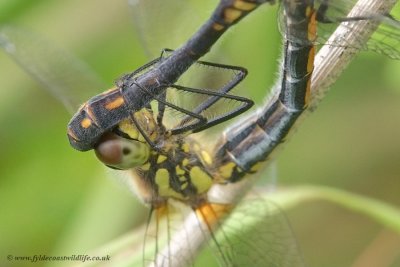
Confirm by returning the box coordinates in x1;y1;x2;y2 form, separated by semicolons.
129;0;215;58
129;1;252;135
144;203;203;267
163;59;253;134
124;50;252;135
278;0;400;59
0;25;106;114
216;197;305;267
146;197;305;267
129;2;299;266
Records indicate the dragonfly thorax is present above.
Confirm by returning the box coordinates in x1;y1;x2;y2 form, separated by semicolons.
130;134;216;207
94;108;216;207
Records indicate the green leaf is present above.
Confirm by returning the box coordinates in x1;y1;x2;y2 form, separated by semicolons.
269;185;400;234
73;185;400;267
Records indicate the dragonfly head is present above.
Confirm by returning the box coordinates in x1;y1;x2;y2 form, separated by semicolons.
94;126;150;170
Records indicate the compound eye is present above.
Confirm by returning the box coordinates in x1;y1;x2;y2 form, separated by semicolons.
94;133;150;170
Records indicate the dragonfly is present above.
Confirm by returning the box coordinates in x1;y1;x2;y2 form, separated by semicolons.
1;0;399;266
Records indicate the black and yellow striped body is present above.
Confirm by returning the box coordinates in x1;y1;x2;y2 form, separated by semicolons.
67;0;272;152
104;0;318;207
212;0;317;180
4;0;400;266
130;140;215;208
67;0;276;209
71;0;318;211
67;87;127;151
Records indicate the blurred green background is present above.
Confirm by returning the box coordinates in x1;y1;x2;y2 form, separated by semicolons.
0;0;399;267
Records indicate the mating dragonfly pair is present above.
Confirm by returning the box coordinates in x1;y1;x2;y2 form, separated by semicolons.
1;0;399;266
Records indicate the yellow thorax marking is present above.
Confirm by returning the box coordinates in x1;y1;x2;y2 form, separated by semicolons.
157;155;167;164
176;166;185;175
155;168;183;199
200;150;212;166
181;181;189;190
182;158;189;167
190;166;212;194
140;163;151;171
182;143;190;153
118;119;140;139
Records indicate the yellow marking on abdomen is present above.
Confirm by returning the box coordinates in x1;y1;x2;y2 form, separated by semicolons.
305;10;317;107
224;8;242;24
212;23;225;31
307;10;317;42
105;96;124;110
250;162;263;173
190;166;212;194
80;118;92;128
307;46;315;73
233;0;256;11
218;162;236;180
